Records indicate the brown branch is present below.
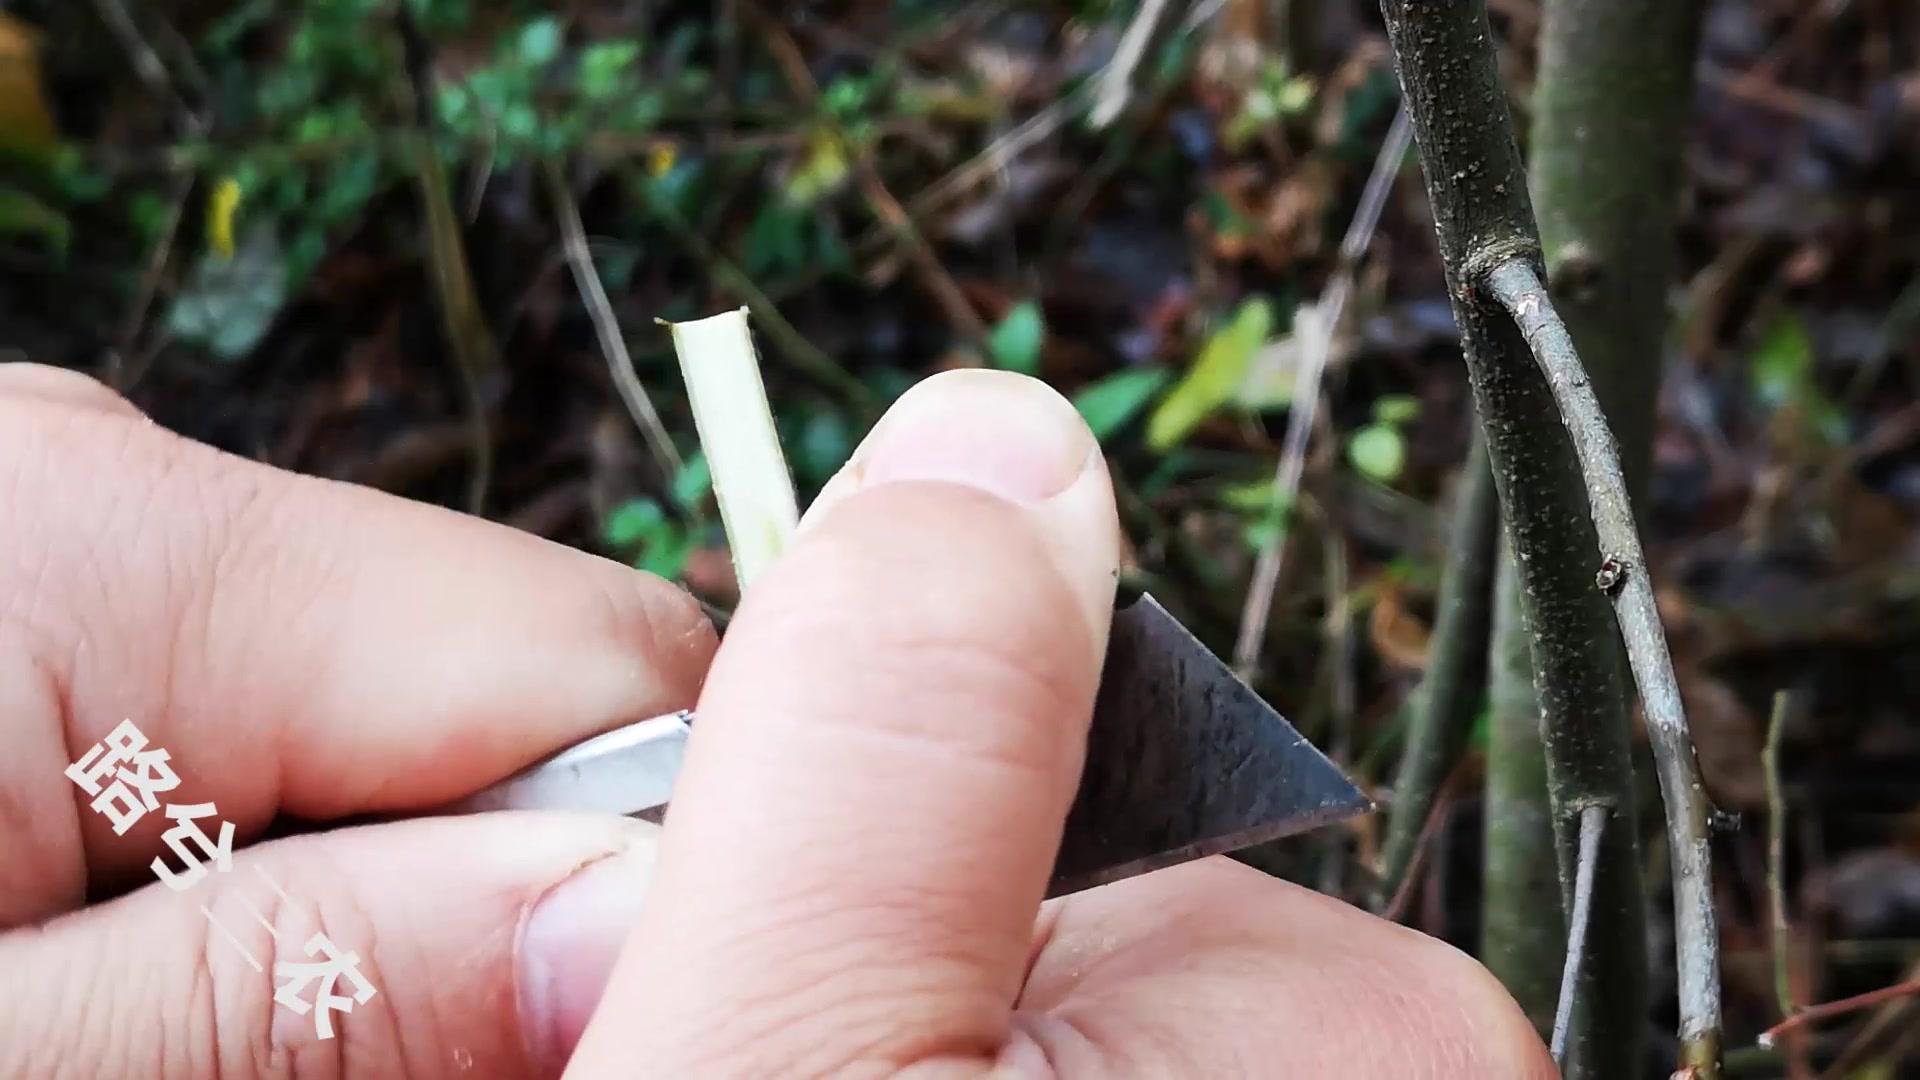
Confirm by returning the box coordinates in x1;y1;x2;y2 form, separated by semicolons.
1761;975;1920;1051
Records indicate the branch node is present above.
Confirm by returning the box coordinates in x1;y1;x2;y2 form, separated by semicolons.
1594;555;1631;597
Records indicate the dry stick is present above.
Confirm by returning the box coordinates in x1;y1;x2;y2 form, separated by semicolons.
1764;690;1797;1021
1381;756;1476;924
1485;259;1721;1076
1089;0;1177;128
544;162;684;481
1551;803;1610;1066
1231;106;1412;677
1760;975;1920;1051
90;0;196;124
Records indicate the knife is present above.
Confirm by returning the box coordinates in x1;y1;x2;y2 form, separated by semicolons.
442;592;1372;897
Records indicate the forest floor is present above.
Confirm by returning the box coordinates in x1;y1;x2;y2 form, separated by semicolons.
3;1;1918;1075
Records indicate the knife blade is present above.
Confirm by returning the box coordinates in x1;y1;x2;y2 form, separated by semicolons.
442;593;1371;896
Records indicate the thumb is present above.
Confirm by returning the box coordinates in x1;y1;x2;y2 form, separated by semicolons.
1;812;657;1078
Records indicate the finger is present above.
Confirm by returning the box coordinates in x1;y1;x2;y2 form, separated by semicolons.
0;812;663;1080
568;370;1122;1076
0;377;715;924
0;361;143;415
1011;859;1557;1078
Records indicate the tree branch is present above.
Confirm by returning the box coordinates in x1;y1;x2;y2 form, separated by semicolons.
1378;434;1497;902
1552;803;1609;1066
1376;1;1657;1073
1486;257;1721;1077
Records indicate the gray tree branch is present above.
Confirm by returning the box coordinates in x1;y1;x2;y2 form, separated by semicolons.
1486;258;1722;1076
1375;0;1712;1072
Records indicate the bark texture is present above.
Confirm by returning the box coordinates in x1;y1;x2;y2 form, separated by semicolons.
1374;2;1651;1075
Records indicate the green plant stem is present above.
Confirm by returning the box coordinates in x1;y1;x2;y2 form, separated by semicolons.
1533;0;1702;511
1482;553;1566;1036
1379;435;1497;902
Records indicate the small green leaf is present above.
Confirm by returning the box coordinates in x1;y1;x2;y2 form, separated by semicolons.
671;455;712;512
794;410;853;486
0;186;69;255
164;225;290;361
1373;394;1421;426
1349;423;1406;484
633;528;694;581
1146;298;1274;451
1073;367;1169;441
988;301;1045;375
1750;311;1814;409
602;497;665;549
578;40;640;100
516;16;564;68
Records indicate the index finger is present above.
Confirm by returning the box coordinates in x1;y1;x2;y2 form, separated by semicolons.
0;368;715;923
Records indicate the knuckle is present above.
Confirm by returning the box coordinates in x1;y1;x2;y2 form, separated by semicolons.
191;857;405;1080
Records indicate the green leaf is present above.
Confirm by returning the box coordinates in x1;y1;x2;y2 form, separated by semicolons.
164;225;290;361
1750;311;1814;410
1349;423;1406;484
671;454;712;512
634;528;694;581
793;410;853;486
516;16;564;68
1146;298;1274;451
1373;393;1421;426
578;40;641;100
1072;367;1169;441
988;301;1045;375
0;186;69;255
603;497;666;549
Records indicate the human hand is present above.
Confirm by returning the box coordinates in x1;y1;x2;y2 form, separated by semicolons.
0;363;1553;1078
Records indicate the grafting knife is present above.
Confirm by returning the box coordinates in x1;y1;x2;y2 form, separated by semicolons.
446;593;1371;897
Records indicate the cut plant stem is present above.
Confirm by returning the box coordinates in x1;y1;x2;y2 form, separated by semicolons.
667;308;800;590
1486;257;1722;1076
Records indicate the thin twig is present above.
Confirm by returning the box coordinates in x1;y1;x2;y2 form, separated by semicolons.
89;0;198;128
1381;755;1476;924
1486;257;1722;1074
545;161;684;481
751;7;990;347
1760;975;1920;1050
111;174;192;391
1232;106;1411;677
1765;690;1797;1021
1552;804;1610;1066
396;12;496;516
1090;0;1176;128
